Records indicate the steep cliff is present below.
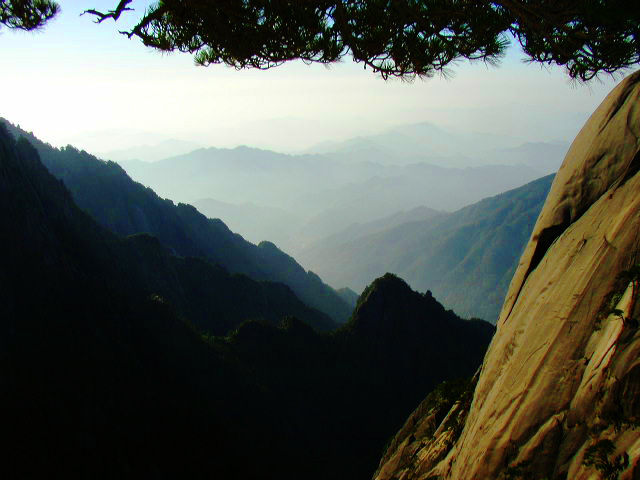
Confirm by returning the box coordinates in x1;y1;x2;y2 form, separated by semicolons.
375;71;640;480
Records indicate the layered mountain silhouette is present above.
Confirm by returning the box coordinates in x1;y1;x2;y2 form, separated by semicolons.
307;121;568;172
3;120;352;325
118;143;546;251
1;122;494;479
0;124;266;478
298;174;554;323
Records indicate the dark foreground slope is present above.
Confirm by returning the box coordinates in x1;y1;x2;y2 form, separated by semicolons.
219;273;494;478
116;233;335;334
3;120;352;324
0;125;271;478
299;174;554;322
0;127;493;479
0;127;332;334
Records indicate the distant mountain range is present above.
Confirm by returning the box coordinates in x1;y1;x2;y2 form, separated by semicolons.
11;115;558;325
99;138;202;163
297;174;554;323
307;121;523;159
119;142;551;252
94;121;567;173
0;121;494;478
3;120;352;325
307;121;569;172
88;120;557;324
290;163;542;249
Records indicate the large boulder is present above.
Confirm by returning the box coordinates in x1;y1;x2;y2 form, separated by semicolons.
375;71;640;479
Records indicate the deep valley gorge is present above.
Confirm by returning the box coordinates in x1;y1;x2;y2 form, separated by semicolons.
2;2;639;479
3;73;640;477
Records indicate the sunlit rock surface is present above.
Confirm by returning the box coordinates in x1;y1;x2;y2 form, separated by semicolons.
375;71;640;480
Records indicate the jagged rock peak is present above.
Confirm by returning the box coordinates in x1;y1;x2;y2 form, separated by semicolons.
354;273;443;315
346;273;460;340
357;273;437;306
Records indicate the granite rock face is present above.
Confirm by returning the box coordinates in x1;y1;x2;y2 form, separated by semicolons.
375;71;640;480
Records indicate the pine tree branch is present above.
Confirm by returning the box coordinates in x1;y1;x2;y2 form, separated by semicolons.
83;0;133;24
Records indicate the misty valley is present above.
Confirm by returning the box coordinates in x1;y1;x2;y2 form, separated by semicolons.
3;2;640;479
1;115;559;478
5;66;640;479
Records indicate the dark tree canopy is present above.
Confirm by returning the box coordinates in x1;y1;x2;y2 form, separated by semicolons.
6;1;640;81
86;0;640;81
0;0;58;30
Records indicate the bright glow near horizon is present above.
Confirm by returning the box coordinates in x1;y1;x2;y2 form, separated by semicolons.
0;0;632;155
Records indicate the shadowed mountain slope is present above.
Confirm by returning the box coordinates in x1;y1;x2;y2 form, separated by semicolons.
217;273;495;478
0;126;333;334
1;125;494;479
2;120;352;324
0;123;270;479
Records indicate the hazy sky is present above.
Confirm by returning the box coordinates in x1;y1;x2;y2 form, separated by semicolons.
1;0;633;154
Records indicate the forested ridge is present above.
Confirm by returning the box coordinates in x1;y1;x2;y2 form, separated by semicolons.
0;125;494;479
2;119;353;325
